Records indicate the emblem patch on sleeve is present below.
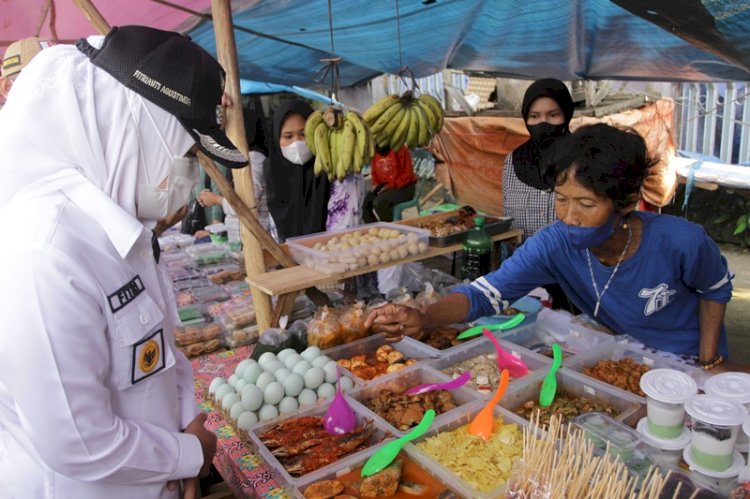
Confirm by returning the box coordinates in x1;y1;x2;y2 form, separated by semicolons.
108;275;145;313
132;329;165;384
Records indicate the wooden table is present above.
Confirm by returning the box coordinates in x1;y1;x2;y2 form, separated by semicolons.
246;228;523;297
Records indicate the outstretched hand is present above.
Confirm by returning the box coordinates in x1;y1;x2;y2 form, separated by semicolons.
364;303;424;343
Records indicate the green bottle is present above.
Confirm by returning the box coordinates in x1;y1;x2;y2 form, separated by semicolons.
461;217;492;281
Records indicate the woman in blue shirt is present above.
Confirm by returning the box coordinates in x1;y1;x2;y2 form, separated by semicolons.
366;123;733;370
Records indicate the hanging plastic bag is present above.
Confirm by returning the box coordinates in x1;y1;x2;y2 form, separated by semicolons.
415;282;442;307
251;316;293;360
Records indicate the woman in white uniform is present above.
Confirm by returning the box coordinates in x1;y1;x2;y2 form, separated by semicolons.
0;26;247;498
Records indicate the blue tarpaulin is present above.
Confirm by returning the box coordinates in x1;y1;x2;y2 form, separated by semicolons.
186;0;750;87
239;79;341;104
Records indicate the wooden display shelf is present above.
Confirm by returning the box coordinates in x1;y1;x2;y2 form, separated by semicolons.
246;228;522;297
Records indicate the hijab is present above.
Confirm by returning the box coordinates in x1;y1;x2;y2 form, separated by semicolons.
263;99;330;242
0;36;194;241
244;107;269;156
512;78;574;190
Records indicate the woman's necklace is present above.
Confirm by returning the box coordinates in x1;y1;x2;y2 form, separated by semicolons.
585;222;632;317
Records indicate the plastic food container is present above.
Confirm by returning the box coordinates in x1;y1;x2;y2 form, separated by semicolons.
704;372;750;452
431;336;550;397
323;335;434;383
246;396;393;488
497;308;615;360
174;322;222;347
684;394;746;475
205;223;228;244
407;404;530;498
638;368;697;448
573;412;643;462
567;342;707;397
185;242;227;266
292;449;461;498
348;364;481;436
286;222;430;275
501;368;645;427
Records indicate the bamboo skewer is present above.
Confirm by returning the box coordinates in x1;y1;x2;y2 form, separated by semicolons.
514;414;675;499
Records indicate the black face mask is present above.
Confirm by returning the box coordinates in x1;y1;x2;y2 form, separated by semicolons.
528;122;568;150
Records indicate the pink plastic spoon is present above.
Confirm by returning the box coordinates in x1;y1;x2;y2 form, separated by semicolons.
482;328;529;379
404;371;471;396
323;365;357;436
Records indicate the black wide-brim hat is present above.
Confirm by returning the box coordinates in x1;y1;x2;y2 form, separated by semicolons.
78;25;247;169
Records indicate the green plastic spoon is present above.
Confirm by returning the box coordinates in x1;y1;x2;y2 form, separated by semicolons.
539;343;562;407
361;409;435;477
456;313;525;340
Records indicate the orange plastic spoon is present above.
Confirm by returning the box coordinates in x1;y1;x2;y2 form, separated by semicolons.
468;368;510;440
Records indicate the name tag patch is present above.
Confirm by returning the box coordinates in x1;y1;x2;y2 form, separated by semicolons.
108;275;145;313
132;329;165;384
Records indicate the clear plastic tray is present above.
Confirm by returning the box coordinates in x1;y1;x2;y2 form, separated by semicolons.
501;368;645;428
406;403;531;498
291;447;462;498
565;341;709;396
430;336;551;397
286;222;431;275
573;412;645;463
323;335;437;383
497;308;616;360
246;395;394;488
347;364;481;436
185;242;227;266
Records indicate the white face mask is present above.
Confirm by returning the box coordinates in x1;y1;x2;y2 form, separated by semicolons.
136;156;200;221
281;140;313;165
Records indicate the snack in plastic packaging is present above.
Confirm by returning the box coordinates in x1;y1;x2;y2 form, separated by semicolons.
307;306;342;349
178;338;222;358
174;323;222;347
338;301;368;343
415;282;441;307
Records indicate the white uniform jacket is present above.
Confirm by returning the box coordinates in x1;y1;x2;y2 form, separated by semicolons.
0;183;203;498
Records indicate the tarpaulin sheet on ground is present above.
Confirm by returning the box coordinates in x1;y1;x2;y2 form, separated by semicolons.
430;100;677;216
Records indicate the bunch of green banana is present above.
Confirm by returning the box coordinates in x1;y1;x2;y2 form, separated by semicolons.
363;91;444;151
305;107;375;181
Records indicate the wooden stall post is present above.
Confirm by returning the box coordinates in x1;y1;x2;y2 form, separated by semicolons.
72;0;111;34
210;0;274;332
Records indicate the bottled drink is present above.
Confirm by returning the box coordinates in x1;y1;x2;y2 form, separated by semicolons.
461;217;492;281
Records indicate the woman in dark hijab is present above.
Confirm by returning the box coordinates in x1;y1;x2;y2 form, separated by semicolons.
502;78;574;241
264;99;330;242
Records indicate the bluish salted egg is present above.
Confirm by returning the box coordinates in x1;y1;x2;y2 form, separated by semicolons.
208;377;226;395
278;396;299;414
241;384;264;412
258;404;279;421
303;367;325;390
316;383;336;400
282;373;305;398
243;363;264;384
237;411;258;431
221;392;240;411
297;388;318;407
255;372;275;390
214;383;234;402
301;346;322;362
263;381;285;406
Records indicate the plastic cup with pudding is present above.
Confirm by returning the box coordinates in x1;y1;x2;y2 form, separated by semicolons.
684;395;745;472
704;372;750;451
640;369;697;439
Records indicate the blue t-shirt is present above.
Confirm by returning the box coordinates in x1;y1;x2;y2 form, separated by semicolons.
453;212;733;358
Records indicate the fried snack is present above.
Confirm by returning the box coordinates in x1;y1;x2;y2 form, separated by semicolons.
416;417;523;492
304;479;345;499
359;460;402;497
514;391;619;426
582;357;650;396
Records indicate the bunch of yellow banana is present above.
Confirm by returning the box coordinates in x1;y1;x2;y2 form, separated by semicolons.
305;108;375;181
362;91;444;151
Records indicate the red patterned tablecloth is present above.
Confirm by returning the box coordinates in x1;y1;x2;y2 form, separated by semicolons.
192;347;292;499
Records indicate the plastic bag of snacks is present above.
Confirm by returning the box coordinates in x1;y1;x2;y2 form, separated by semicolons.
415;282;441;308
338;301;367;343
386;287;418;309
174;323;222;347
306;306;342;349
